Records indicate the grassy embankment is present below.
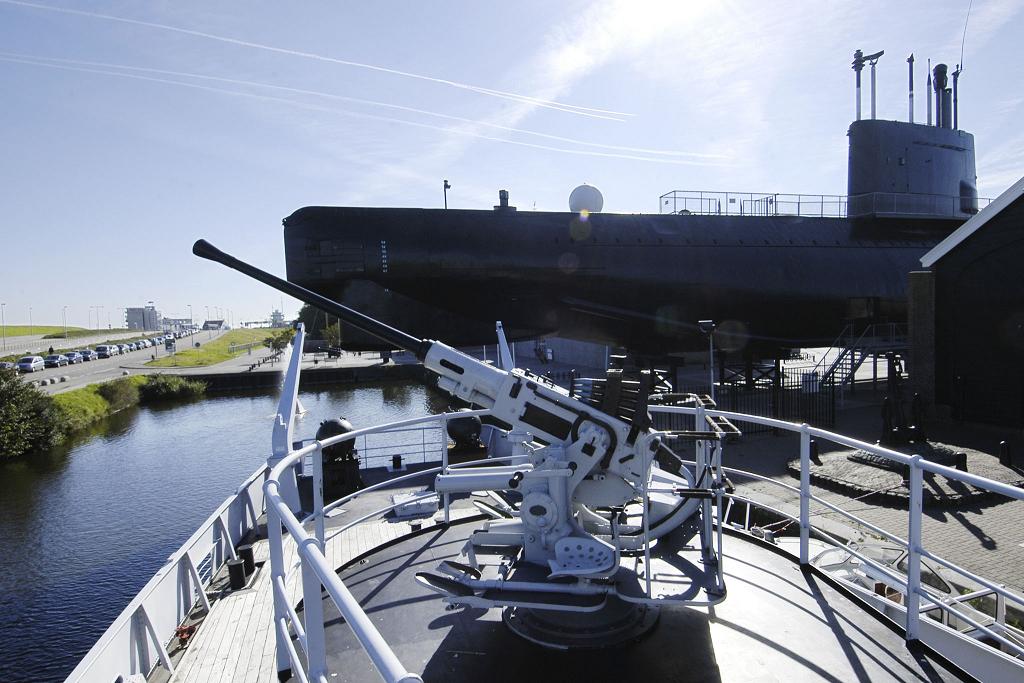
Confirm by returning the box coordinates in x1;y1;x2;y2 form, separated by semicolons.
1;325;78;336
0;374;208;458
43;327;130;339
147;328;275;368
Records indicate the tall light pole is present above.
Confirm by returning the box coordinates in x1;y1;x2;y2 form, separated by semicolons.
62;306;68;340
188;304;193;333
97;306;104;333
28;306;32;336
1;303;6;352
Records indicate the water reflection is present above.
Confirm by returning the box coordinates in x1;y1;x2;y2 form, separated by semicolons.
0;381;447;682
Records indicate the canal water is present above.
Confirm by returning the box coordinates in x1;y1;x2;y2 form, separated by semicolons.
0;382;448;682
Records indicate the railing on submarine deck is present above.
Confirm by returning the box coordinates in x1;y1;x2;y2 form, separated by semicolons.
651;404;1024;661
658;189;992;218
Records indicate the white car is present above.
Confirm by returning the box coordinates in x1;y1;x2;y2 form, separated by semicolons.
17;356;45;372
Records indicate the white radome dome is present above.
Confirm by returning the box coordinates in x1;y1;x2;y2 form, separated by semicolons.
569;184;603;213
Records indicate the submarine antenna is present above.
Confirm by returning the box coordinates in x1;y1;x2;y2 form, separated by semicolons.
954;1;971;130
926;58;932;125
907;53;914;123
852;49;864;120
869;51;882;119
851;50;883;121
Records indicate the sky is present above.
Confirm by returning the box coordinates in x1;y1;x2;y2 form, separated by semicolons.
1;0;1021;329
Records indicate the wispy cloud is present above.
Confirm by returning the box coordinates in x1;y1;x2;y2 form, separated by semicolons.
0;51;722;159
0;0;630;119
0;54;726;167
348;1;729;200
944;0;1024;64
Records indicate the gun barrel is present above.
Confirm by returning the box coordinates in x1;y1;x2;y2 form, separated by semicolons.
192;239;428;357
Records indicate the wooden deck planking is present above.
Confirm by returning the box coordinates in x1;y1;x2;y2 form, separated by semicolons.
169;510;477;682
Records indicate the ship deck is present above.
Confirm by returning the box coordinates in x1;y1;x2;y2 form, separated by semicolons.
161;486;479;683
309;520;963;682
156;473;969;683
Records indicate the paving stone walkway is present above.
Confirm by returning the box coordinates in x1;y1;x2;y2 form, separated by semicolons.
717;397;1024;593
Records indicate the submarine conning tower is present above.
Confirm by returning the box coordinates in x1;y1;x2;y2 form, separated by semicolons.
847;50;978;220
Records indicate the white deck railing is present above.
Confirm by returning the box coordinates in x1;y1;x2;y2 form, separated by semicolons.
64;463;269;683
65;324;1024;682
264;410;490;683
651;404;1024;661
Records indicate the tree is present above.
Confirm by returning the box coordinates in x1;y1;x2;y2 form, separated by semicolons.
0;368;62;460
324;322;342;348
266;328;296;352
295;304;327;336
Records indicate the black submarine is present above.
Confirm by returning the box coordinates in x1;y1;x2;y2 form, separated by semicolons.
283;52;980;358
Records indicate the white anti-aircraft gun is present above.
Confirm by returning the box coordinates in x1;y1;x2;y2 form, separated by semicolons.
194;239;733;646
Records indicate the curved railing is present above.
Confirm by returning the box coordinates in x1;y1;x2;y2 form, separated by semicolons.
64;464;269;683
263;410;491;683
265;402;1024;682
651;404;1024;662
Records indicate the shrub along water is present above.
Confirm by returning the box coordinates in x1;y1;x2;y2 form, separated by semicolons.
1;372;207;460
0;368;62;459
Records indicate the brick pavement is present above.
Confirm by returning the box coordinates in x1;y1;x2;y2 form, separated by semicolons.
716;395;1024;593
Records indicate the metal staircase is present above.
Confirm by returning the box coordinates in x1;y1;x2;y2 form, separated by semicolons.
812;323;908;399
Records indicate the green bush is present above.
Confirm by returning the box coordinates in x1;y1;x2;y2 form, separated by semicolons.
3;372;209;460
52;385;110;433
0;368;62;459
139;374;206;402
97;377;140;412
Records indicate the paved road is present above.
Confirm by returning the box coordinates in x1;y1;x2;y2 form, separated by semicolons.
15;331;226;394
2;330;160;356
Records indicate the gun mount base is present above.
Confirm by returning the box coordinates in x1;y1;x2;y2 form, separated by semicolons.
504;598;660;650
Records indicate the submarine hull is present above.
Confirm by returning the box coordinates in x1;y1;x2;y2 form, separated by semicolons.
283;206;960;355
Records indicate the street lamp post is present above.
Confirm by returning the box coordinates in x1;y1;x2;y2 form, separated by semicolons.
188;304;193;334
62;306;68;340
698;320;717;402
1;303;6;352
28;306;32;336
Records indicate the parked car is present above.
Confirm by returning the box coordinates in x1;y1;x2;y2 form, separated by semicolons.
95;345;118;358
64;352;82;364
44;354;68;368
117;344;129;354
17;356;45;372
0;361;16;370
138;339;150;348
77;349;97;361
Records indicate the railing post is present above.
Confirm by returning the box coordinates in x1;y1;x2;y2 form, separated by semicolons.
182;553;212;613
906;455;923;641
441;417;450;525
799;424;811;565
266;487;292;679
215;516;238;561
312;443;325;553
301;540;329;680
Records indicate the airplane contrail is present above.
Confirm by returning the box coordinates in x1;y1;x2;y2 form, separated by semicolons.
0;0;633;120
1;55;727;167
0;51;723;160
